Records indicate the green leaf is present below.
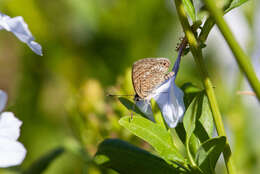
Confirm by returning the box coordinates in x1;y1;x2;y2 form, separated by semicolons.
183;94;200;142
118;97;146;117
181;83;202;108
23;147;64;174
195;136;226;173
151;99;167;129
225;0;249;13
176;83;202;145
188;134;201;158
175;123;186;145
182;0;196;22
119;116;185;163
95;139;188;174
196;94;214;138
183;92;214;161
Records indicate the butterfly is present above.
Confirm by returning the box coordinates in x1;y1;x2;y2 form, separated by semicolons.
108;58;174;119
132;58;174;102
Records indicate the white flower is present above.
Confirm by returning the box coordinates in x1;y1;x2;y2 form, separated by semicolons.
136;46;186;128
0;90;26;168
152;77;185;128
135;99;154;121
0;12;42;56
136;76;185;128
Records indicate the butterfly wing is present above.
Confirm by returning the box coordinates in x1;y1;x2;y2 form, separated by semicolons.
132;58;171;99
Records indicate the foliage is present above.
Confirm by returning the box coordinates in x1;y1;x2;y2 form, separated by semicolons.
0;0;258;174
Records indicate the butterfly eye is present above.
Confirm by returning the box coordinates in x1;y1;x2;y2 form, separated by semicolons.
163;63;167;66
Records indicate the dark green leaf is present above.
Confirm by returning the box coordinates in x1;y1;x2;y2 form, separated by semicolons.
195;136;226;173
183;92;214;160
119;116;185;163
118;97;146;117
183;47;190;55
95;139;188;174
225;0;249;13
175;123;186;145
23;147;64;174
181;83;202;108
181;83;201;94
182;0;196;22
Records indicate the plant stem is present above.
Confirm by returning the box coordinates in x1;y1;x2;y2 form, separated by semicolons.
202;0;260;100
174;0;236;173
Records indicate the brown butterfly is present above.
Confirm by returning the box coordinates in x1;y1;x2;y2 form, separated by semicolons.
132;58;174;101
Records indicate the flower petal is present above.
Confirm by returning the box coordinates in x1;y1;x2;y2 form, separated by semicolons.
153;78;185;128
0;112;22;141
0;138;26;167
136;100;154;121
0;90;7;113
0;13;42;56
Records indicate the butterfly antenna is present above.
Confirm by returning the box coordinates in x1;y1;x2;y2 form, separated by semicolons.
106;94;135;97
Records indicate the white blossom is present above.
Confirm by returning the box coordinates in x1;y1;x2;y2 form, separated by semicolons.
152;77;185;128
135;99;154;121
0;90;26;168
136;76;185;128
0;12;42;56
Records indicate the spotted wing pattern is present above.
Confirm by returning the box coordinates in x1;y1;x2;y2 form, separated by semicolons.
132;58;171;99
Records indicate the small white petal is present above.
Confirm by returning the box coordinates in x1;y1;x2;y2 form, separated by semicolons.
0;12;42;56
153;78;185;128
136;100;154;121
0;112;22;141
0;138;26;167
0;90;7;113
28;41;43;56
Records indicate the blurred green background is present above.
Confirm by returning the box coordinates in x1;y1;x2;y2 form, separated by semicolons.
0;0;259;173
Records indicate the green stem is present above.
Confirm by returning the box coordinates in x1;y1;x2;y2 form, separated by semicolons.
202;0;260;100
186;140;196;167
174;0;236;173
198;0;238;47
198;17;214;43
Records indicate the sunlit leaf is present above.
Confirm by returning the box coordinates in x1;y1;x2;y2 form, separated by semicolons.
182;0;196;22
95;139;187;174
189;134;201;157
225;0;249;13
183;94;200;142
195;136;226;173
119;116;185;163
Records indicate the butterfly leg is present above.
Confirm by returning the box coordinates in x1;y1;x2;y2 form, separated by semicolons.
130;95;141;121
130;97;137;121
164;71;175;80
130;103;136;121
